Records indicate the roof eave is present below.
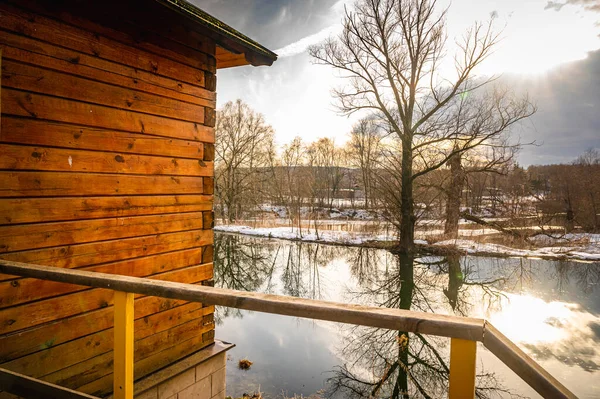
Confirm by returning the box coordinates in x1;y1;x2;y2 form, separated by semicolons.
153;0;277;67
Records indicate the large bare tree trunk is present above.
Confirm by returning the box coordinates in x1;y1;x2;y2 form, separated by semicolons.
399;138;415;254
444;152;465;238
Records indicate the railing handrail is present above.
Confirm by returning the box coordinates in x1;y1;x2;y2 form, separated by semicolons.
0;260;577;399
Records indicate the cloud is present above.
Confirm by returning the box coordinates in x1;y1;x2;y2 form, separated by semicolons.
274;25;340;58
191;0;343;50
545;0;600;12
504;49;600;165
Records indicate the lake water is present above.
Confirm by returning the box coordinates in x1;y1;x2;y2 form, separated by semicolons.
213;232;600;399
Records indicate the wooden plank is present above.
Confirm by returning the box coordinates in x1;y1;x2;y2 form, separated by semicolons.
113;291;133;399
1;302;206;379
2;60;207;123
12;0;216;73
0;368;99;399
0;171;206;197
0;48;2;137
0;195;212;225
0;248;203;308
0;29;216;103
1;89;212;142
0;293;212;364
448;338;476;399
483;324;578;399
79;327;214;397
217;53;250;69
0;229;212;280
113;0;217;55
0;117;206;160
0;211;206;253
0;144;213;177
0;260;484;341
0;4;208;88
44;318;213;393
203;177;215;195
0;263;213;335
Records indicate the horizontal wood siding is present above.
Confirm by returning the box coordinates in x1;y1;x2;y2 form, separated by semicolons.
0;0;216;396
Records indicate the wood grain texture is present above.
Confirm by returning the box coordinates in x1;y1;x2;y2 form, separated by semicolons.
0;171;207;197
44;319;213;393
0;261;483;341
0;30;216;103
0;4;208;87
0;117;206;159
0;294;212;364
0;229;212;280
0;0;216;391
0;195;212;225
2;302;206;379
77;323;214;397
0;264;213;335
2;60;206;122
1;89;211;142
0;248;203;308
0;144;213;177
0;368;99;399
12;0;216;73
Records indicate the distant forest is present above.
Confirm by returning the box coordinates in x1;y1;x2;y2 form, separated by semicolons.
214;100;600;235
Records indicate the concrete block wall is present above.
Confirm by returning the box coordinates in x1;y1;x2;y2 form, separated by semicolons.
138;352;226;399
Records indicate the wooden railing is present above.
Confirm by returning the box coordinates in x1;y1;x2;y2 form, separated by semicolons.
0;260;578;399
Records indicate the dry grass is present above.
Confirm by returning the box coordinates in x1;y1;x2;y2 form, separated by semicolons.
238;358;253;370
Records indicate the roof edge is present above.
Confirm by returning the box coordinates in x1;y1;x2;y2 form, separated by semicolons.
153;0;277;65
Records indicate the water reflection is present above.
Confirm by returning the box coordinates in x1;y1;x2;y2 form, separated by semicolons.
213;233;600;398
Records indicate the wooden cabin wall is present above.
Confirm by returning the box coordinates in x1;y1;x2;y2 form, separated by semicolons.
0;1;216;396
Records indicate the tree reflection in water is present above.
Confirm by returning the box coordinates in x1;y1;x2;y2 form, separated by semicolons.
213;233;277;321
328;252;519;399
213;233;600;398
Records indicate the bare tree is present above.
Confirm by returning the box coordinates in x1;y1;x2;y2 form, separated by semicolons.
347;117;384;209
310;0;534;253
214;100;275;222
307;138;346;209
279;137;308;235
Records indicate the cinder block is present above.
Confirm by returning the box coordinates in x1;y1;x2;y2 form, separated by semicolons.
157;368;195;399
195;353;225;382
178;376;211;399
211;366;226;396
211;390;226;399
136;387;158;399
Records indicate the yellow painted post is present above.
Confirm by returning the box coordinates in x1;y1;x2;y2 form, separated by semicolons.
113;291;134;399
449;338;477;399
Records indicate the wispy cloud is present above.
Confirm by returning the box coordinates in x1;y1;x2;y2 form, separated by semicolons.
274;24;340;57
545;0;600;12
273;0;351;58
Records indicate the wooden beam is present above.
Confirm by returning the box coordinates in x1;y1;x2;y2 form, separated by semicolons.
0;260;484;341
448;338;476;399
113;291;134;399
0;367;99;399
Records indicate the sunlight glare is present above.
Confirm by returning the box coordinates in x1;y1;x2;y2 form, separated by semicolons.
489;293;578;344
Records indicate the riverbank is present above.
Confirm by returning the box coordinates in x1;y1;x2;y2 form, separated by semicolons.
215;224;600;261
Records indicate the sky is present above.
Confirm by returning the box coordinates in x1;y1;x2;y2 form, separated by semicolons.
193;0;600;166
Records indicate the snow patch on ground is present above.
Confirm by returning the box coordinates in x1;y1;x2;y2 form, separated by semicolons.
433;239;600;261
215;225;600;261
215;225;396;245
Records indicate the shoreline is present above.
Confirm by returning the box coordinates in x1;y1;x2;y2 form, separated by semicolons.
215;225;600;262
